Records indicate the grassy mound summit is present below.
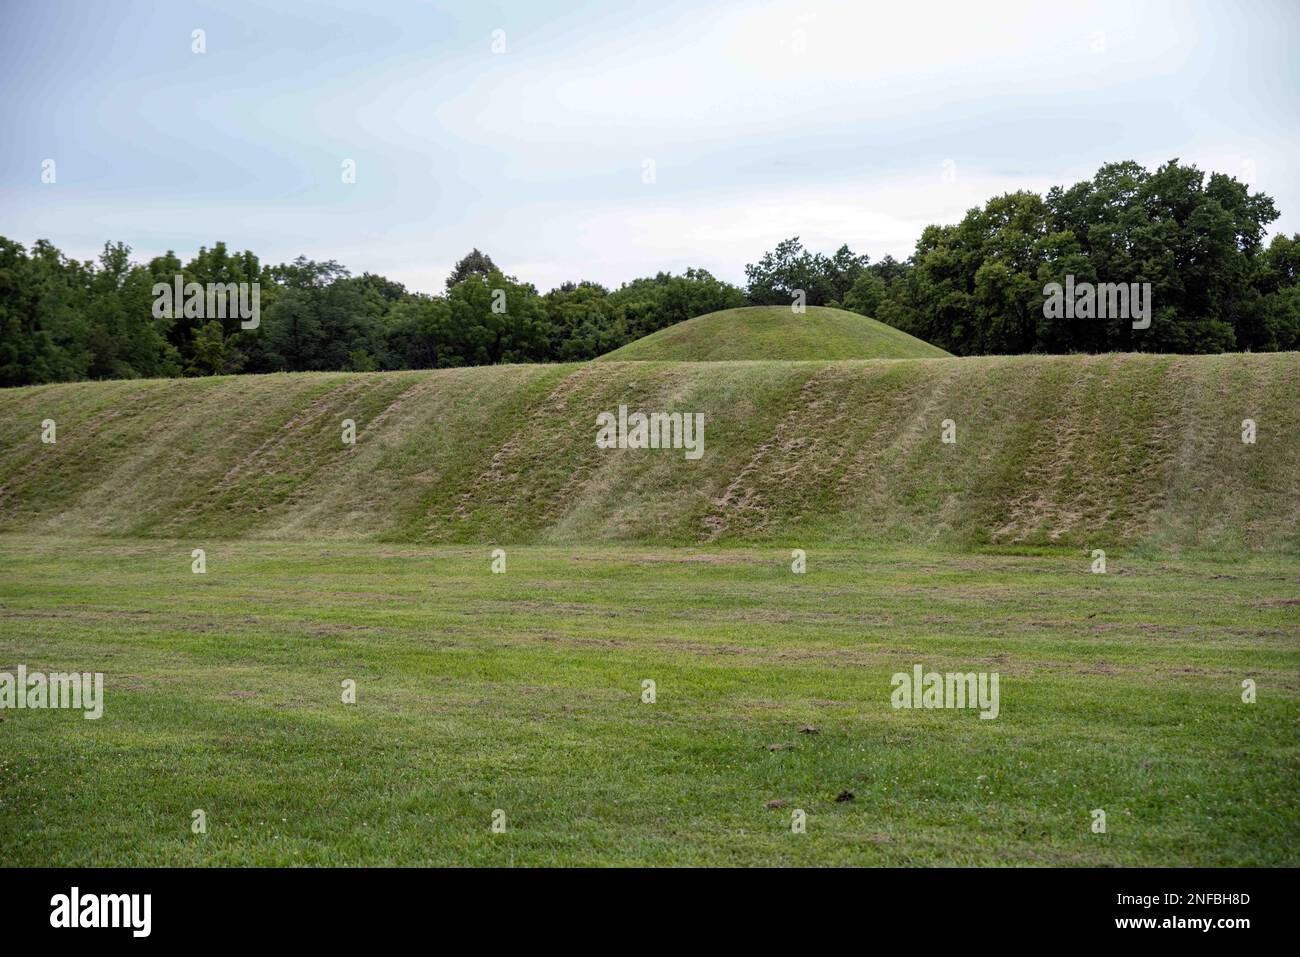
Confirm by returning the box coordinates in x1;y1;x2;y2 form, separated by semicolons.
598;306;950;361
1;352;1295;551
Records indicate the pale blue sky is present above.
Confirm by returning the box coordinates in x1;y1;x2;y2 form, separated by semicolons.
2;0;1298;293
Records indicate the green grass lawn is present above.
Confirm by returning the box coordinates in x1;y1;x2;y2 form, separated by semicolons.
1;535;1295;866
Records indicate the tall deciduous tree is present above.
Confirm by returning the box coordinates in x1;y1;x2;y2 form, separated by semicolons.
446;249;499;291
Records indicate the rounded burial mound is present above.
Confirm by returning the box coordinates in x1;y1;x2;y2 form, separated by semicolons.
596;305;951;361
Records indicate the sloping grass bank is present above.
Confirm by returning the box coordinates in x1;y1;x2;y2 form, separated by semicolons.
0;353;1295;551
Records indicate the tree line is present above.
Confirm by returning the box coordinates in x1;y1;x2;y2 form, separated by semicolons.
0;242;744;386
2;158;1297;387
744;160;1299;355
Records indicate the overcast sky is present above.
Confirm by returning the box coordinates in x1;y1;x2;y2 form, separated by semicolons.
2;0;1298;293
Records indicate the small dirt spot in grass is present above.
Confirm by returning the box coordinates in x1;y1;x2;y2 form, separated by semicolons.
1083;662;1115;674
764;799;788;810
835;790;855;803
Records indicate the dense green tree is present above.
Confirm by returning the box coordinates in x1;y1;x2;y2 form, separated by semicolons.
383;295;457;368
445;248;499;291
0;238;88;385
843;271;887;317
258;258;389;372
446;271;550;364
185;321;230;376
86;242;179;378
1042;159;1275;353
872;159;1283;355
544;281;622;361
744;237;847;306
607;268;744;339
151;242;265;373
1252;233;1300;350
823;244;871;303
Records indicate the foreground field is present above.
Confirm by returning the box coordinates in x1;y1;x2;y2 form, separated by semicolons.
1;536;1295;866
